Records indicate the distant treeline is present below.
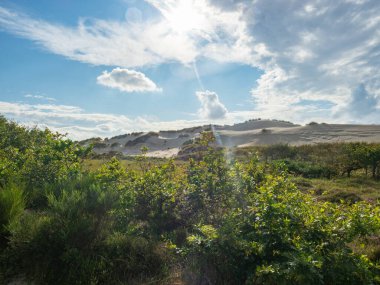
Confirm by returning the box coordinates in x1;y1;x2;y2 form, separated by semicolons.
237;143;380;179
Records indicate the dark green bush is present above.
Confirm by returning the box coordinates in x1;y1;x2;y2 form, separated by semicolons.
1;176;170;284
282;159;337;178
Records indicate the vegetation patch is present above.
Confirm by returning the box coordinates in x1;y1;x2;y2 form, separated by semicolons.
0;117;379;284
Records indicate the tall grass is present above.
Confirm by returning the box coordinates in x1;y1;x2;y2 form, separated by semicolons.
0;184;25;235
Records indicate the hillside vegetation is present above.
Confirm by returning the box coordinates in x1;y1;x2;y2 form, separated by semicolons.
0;117;380;285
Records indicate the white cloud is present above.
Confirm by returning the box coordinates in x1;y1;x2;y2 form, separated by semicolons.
1;0;380;124
196;90;228;119
97;68;162;93
0;2;247;67
24;94;56;102
209;0;380;121
0;101;232;140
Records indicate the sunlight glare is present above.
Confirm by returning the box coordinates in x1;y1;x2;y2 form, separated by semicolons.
163;1;206;33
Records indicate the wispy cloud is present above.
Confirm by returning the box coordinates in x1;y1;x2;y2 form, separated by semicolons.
24;94;56;102
0;2;248;67
97;68;162;93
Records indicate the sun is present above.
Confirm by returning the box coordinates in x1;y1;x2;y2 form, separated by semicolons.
159;1;207;34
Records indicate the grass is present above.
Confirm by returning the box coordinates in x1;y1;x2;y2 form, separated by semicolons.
349;236;380;262
292;176;380;203
82;158;186;172
83;159;144;172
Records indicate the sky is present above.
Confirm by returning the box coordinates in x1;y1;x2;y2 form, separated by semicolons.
0;0;379;140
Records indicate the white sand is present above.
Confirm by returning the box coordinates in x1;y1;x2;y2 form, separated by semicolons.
145;148;180;158
88;120;380;157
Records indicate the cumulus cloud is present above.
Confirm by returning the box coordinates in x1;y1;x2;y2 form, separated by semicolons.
196;90;228;119
97;68;161;93
209;0;380;121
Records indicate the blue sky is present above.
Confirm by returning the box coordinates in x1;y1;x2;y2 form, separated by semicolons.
0;0;379;139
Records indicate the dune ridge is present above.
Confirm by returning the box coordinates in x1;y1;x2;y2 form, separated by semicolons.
81;120;380;158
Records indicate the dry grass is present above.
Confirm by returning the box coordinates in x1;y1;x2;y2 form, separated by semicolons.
292;176;380;203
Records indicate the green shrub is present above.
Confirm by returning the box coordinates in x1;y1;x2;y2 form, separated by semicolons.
282;159;337;179
185;171;380;284
2;176;169;284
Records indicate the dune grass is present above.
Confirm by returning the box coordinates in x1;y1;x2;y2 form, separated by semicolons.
292;175;380;203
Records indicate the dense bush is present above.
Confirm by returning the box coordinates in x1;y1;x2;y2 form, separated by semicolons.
185;173;380;284
2;176;170;284
281;159;337;179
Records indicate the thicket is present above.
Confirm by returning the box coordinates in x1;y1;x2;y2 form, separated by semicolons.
0;117;379;284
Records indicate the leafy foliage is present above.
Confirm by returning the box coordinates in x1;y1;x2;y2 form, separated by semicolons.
0;118;379;284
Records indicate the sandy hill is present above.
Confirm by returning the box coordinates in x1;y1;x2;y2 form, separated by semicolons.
80;120;380;158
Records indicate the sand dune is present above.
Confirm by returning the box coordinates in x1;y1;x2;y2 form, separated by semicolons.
83;120;380;157
218;124;380;147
